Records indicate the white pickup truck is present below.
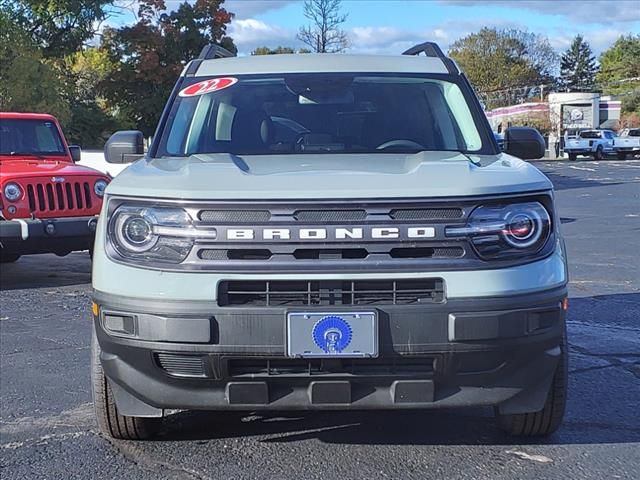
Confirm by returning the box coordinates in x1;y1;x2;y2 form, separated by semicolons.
613;128;640;160
564;129;616;160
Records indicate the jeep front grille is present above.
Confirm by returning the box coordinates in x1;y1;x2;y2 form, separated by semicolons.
217;279;445;307
25;181;93;213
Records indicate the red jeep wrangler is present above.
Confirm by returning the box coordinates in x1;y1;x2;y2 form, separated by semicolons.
0;112;110;262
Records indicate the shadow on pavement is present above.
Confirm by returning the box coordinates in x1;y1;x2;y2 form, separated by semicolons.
543;170;623;191
0;252;91;291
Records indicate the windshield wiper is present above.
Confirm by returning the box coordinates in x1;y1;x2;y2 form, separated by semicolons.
8;151;47;159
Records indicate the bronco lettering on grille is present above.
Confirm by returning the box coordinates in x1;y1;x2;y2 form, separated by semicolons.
225;227;436;241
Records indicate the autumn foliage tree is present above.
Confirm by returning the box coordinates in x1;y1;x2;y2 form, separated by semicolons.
449;28;558;109
100;0;236;136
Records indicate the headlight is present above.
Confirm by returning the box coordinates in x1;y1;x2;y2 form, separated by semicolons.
3;183;22;201
94;180;108;197
446;201;552;259
107;205;208;264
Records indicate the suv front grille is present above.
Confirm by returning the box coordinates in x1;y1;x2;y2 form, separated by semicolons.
185;200;476;272
199;210;271;223
155;353;207;378
227;357;435;377
294;209;367;222
390;208;463;220
218;279;445;307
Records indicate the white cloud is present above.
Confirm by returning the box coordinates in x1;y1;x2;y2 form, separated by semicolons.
224;0;297;19
347;18;525;55
223;3;630;57
228;18;301;53
438;0;640;25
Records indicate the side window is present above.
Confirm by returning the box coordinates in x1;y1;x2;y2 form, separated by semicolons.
166;99;198;154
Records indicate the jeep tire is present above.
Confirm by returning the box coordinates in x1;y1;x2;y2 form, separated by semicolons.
617;152;627;160
568;153;577;161
495;332;568;436
91;328;161;440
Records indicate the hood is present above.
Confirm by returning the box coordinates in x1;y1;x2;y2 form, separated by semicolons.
0;158;106;180
106;152;552;200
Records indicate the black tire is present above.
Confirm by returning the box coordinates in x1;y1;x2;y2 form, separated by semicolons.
91;327;161;440
568;153;577;161
594;145;604;160
0;252;20;263
496;334;568;437
617;152;627;160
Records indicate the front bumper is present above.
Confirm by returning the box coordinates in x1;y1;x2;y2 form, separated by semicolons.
0;216;98;255
93;286;567;416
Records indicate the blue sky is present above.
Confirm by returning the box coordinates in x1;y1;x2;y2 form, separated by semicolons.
114;0;640;56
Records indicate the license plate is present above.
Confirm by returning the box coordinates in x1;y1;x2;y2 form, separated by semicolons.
286;312;378;358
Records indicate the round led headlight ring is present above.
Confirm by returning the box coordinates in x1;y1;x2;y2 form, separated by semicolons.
503;209;544;248
3;183;22;201
114;213;158;253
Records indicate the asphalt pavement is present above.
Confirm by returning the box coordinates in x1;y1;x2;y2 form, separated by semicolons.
1;159;639;480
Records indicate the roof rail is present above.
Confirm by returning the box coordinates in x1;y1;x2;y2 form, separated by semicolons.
198;44;236;60
402;42;459;75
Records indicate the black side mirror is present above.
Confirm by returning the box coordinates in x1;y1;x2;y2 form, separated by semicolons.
503;127;546;160
105;130;144;164
68;145;81;162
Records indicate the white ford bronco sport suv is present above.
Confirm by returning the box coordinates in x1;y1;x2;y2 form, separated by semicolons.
92;43;569;440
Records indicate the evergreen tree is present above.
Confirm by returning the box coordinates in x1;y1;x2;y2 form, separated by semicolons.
560;35;598;92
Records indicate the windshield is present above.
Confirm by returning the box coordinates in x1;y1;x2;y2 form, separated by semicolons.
0;118;66;156
157;74;486;157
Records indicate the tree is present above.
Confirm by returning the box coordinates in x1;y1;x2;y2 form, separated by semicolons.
559;35;597;92
596;35;640;116
99;0;236;136
0;10;70;121
449;28;558;109
252;46;296;55
297;0;348;53
3;0;114;58
63;48;133;147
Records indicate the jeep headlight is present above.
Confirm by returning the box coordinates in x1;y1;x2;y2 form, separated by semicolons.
445;201;552;260
107;205;210;264
3;182;23;202
94;179;108;197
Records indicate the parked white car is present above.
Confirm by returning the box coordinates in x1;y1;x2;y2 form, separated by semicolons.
564;129;616;161
613;128;640;160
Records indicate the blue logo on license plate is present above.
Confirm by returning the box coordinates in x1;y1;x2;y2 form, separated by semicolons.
312;315;353;354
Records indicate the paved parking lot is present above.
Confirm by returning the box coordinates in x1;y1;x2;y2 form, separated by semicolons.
1;160;639;480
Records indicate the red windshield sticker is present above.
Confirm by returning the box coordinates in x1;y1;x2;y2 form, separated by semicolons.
179;77;238;97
